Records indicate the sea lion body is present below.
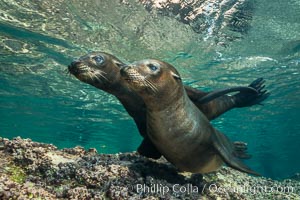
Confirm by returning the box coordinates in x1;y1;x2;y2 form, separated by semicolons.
68;52;269;160
120;59;258;174
148;92;223;173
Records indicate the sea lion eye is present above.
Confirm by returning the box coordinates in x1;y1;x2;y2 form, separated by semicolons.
148;64;158;71
92;55;105;64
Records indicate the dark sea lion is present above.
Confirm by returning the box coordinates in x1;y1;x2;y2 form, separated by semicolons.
68;52;269;159
120;59;259;175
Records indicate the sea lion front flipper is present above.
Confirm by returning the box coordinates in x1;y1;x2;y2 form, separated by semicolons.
212;130;260;176
137;138;162;159
197;86;257;104
234;78;270;107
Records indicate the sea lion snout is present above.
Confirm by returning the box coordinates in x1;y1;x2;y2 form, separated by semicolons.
120;65;143;81
120;65;132;76
68;60;82;75
120;65;155;92
70;60;81;67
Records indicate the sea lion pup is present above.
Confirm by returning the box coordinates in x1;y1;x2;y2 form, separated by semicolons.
68;52;269;159
120;59;259;175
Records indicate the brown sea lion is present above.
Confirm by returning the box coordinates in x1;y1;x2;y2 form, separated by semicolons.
68;52;269;159
120;59;259;175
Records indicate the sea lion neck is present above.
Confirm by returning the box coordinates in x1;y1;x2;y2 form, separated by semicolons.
143;83;184;112
105;78;146;114
97;73;124;94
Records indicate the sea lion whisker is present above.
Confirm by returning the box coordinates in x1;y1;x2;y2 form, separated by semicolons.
90;73;99;82
95;73;106;82
144;80;154;92
94;71;108;81
145;78;158;93
144;79;156;92
93;74;102;82
100;71;107;75
147;78;158;92
91;72;104;82
87;72;95;82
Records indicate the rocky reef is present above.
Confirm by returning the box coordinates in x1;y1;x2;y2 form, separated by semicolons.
0;137;299;199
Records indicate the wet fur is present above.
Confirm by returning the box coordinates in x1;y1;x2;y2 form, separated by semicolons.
121;59;259;175
68;52;269;162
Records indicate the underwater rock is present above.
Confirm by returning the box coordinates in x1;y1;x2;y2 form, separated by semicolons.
0;137;299;199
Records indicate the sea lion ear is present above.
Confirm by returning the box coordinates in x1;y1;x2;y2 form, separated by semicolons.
171;71;181;81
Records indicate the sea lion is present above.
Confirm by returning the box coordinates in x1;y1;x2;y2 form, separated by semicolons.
68;52;269;159
120;59;259;175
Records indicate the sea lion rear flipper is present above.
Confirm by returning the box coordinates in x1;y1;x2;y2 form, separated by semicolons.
137;138;162;159
233;141;252;159
212;130;260;176
197;86;257;104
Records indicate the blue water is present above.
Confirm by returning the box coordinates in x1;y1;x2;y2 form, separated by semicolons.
0;0;299;180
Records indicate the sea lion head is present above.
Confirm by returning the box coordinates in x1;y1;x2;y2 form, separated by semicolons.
120;59;182;105
68;52;125;90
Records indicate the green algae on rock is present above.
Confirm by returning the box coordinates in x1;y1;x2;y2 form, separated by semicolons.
4;164;26;184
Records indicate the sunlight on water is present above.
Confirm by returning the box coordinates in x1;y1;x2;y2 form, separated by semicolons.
0;0;299;179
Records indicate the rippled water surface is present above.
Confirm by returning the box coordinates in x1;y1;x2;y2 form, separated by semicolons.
0;0;299;179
